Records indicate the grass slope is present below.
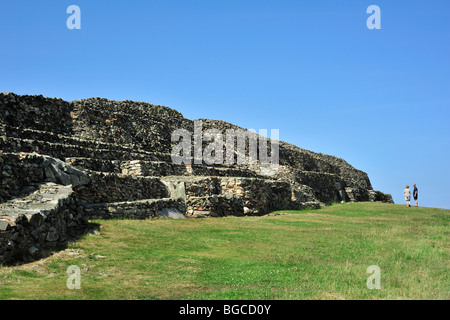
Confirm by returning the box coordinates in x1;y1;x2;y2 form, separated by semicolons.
0;202;448;300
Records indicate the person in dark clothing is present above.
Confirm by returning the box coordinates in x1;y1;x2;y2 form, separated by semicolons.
413;184;418;207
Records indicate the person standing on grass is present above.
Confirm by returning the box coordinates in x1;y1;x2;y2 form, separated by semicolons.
413;184;418;207
404;185;411;207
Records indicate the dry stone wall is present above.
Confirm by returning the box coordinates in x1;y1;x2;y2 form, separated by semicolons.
0;92;73;135
73;170;168;203
162;176;294;217
0;183;88;265
70;98;186;153
0;152;43;202
197;119;381;203
82;198;185;220
186;194;244;218
0;92;394;264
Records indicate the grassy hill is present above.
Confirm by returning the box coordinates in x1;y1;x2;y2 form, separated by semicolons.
0;202;448;300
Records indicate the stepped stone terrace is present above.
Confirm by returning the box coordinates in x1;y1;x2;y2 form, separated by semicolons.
0;92;393;264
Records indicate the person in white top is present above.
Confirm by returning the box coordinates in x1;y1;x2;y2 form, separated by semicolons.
403;185;411;207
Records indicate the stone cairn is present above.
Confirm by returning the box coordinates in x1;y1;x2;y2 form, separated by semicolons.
0;92;393;264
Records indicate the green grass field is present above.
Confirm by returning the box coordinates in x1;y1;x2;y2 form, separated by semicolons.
0;202;448;300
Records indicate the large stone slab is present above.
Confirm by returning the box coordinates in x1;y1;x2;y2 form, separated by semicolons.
42;155;91;187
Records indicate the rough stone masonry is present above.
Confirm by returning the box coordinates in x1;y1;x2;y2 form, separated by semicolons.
0;92;393;264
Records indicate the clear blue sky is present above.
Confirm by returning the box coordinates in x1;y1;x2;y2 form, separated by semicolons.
1;0;449;209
